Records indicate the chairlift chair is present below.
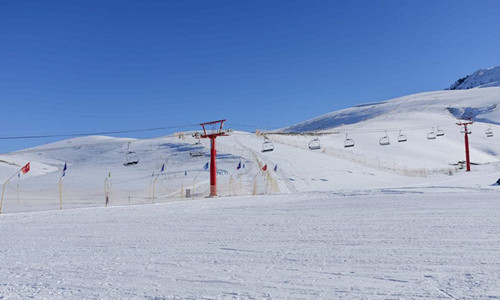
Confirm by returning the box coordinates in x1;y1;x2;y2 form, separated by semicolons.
379;131;390;146
123;142;139;166
397;130;407;142
262;138;274;152
485;126;494;137
189;138;204;157
427;127;436;140
308;137;321;150
344;133;355;148
436;126;445;137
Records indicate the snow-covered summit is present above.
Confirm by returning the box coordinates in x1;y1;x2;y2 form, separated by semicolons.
447;66;500;90
282;87;500;132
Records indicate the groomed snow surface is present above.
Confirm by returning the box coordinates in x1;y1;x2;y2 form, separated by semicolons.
1;189;499;299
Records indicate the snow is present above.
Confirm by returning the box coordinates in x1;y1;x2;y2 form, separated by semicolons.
448;66;500;90
2;85;500;298
1;190;500;299
281;87;500;132
1;88;499;205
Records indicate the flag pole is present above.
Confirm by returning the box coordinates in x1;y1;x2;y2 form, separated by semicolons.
0;181;8;214
59;177;63;210
59;162;67;210
192;171;201;199
228;175;234;196
152;176;158;203
104;177;108;207
0;169;26;214
180;180;184;199
152;164;165;203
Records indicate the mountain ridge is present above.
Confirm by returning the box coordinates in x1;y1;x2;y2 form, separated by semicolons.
447;66;500;90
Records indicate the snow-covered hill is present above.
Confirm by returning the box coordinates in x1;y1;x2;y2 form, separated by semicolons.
1;87;500;214
282;87;500;132
2;74;500;299
447;66;500;90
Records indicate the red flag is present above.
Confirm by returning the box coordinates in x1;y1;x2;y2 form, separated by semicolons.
21;162;31;174
262;164;267;171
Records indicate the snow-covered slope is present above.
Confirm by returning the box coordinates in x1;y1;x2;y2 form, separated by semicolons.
1;87;500;214
2;83;500;298
447;66;500;90
282;87;500;132
2;190;500;299
0;134;260;213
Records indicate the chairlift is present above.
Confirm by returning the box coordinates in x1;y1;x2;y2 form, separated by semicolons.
308;137;321;150
460;127;472;134
189;137;204;157
427;127;436;140
262;138;274;152
344;133;355;148
436;126;445;137
485;126;494;137
379;131;390;146
123;142;139;166
397;130;407;143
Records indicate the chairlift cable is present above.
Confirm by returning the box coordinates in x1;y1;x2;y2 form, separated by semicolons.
0;124;200;140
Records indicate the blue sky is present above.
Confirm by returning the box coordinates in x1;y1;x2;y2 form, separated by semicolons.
1;0;499;151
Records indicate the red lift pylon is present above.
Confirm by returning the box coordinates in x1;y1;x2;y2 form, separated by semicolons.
197;120;231;197
457;119;474;172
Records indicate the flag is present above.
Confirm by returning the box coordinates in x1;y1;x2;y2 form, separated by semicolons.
108;172;111;178
273;164;278;172
18;172;20;178
20;162;30;175
161;164;165;173
242;163;245;168
184;171;187;176
237;161;241;170
203;162;209;171
262;164;267;171
61;163;67;179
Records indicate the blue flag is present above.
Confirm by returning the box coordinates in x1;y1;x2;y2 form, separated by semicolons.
237;161;241;170
185;171;187;176
160;164;165;173
62;162;67;179
203;162;209;171
274;164;278;172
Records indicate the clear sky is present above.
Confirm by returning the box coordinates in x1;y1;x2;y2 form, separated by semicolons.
1;0;499;152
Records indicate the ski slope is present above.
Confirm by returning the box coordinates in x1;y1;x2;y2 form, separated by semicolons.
1;190;499;299
1;128;499;214
1;82;500;298
0;87;499;213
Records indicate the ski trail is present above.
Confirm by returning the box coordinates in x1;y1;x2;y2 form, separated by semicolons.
230;135;298;194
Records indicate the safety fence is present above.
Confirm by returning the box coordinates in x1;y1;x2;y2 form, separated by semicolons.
0;141;283;214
